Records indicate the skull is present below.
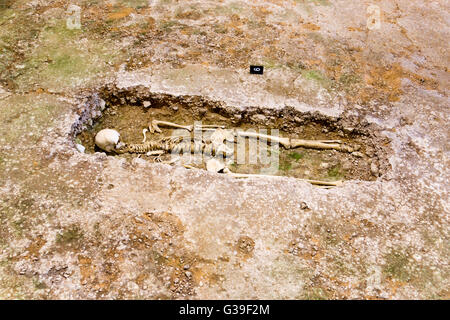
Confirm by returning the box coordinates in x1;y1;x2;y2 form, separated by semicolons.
95;129;120;152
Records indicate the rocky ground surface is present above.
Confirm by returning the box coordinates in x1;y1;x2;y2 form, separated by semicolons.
0;0;448;299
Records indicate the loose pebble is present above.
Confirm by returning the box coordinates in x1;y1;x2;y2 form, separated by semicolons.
370;162;379;176
352;151;364;158
75;144;85;153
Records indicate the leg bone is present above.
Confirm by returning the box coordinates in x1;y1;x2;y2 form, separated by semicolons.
184;165;342;186
236;130;353;152
225;171;343;186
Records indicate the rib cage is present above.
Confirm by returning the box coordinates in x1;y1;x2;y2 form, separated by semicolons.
116;136;218;156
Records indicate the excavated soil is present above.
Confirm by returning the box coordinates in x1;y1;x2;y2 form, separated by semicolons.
74;87;391;183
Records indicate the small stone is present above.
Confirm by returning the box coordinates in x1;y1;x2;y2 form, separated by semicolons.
320;162;330;169
370;162;379;176
251;114;267;123
183;264;190;270
75;144;85;153
365;147;375;157
143;101;151;108
185;271;192;278
351;151;364;158
342;161;352;170
99;99;106;110
400;116;413;126
206;158;225;173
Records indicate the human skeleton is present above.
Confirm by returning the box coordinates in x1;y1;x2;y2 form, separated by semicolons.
97;119;358;187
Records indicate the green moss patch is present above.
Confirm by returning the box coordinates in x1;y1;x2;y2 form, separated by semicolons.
56;225;84;246
383;250;412;282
